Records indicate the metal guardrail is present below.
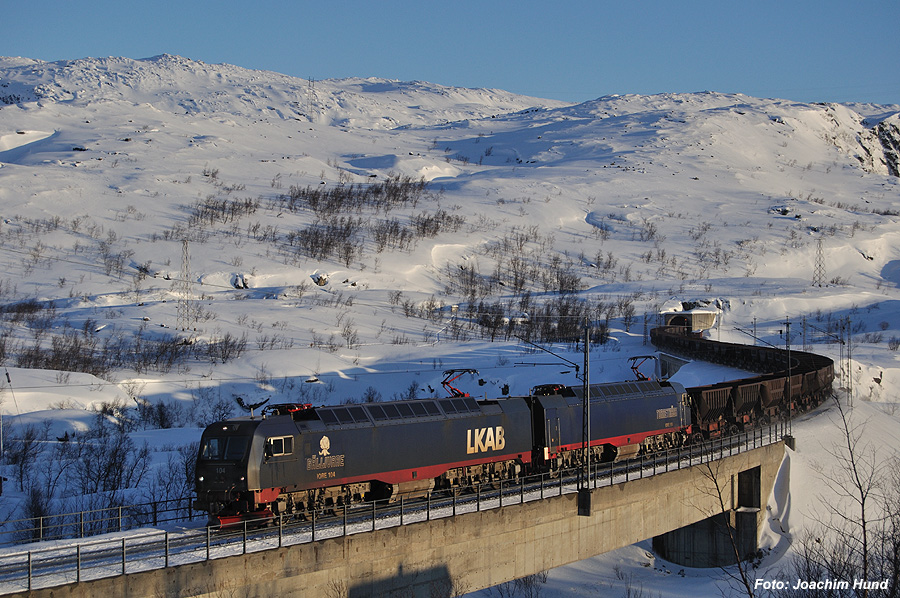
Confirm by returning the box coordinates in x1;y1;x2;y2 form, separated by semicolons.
0;419;790;594
0;496;202;548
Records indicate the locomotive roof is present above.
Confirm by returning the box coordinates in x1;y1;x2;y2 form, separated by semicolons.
305;395;495;429
569;379;684;401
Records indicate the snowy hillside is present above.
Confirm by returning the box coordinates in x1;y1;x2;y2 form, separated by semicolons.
1;55;899;595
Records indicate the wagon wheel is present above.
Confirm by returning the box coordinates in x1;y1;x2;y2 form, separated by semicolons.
758;414;771;427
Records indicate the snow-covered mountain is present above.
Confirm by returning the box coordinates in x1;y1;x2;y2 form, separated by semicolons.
0;54;570;129
1;55;899;596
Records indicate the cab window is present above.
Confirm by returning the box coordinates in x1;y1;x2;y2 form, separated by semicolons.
200;437;224;460
266;436;294;457
224;436;249;460
200;436;249;461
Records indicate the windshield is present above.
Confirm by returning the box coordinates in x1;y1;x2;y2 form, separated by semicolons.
200;436;250;461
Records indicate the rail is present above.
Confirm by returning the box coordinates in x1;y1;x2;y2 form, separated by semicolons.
0;419;790;595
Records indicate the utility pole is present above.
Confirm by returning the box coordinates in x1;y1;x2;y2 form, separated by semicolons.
513;327;591;516
802;316;809;352
784;319;794;447
578;321;592;517
1;369;19;463
847;315;853;408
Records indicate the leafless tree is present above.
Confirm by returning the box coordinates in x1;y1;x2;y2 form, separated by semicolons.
771;394;898;598
697;459;756;597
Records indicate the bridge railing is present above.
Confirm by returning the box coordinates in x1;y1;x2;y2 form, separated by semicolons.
0;496;202;549
0;420;790;595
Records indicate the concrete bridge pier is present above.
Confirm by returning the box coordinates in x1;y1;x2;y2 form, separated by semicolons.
653;464;765;568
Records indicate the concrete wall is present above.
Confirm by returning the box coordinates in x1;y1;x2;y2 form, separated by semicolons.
12;442;784;598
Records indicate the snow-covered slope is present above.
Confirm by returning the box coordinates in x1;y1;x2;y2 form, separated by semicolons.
0;55;899;595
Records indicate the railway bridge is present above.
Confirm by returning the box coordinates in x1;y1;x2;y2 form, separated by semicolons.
8;439;785;598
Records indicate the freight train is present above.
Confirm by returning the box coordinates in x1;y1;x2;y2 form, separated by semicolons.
650;325;834;440
194;326;834;525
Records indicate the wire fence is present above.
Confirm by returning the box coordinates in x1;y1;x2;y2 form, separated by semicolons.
0;420;790;595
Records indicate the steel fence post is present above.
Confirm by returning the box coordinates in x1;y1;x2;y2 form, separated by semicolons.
165;531;169;568
77;544;81;582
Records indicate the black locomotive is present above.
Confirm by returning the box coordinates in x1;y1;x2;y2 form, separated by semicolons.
195;379;688;525
194;326;834;525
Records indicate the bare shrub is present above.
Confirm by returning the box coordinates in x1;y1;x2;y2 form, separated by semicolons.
204;331;248;363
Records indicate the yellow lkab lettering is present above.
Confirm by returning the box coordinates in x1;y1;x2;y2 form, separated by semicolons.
466;426;506;453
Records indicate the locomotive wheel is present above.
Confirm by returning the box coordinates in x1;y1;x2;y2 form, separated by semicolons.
688;432;704;445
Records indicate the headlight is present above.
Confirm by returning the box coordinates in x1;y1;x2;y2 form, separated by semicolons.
198;476;204;482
